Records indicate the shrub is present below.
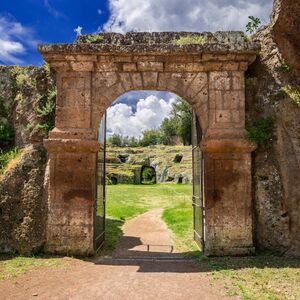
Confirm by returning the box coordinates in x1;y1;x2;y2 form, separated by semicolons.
36;89;56;131
141;166;156;184
0;121;14;148
246;117;273;146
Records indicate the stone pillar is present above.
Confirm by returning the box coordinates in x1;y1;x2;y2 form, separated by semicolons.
201;140;256;255
201;68;257;255
44;66;99;255
44;139;99;255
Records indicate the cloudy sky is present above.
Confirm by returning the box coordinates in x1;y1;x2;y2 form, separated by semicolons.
0;0;273;136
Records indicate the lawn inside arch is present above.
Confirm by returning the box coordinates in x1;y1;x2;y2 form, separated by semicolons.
104;183;198;254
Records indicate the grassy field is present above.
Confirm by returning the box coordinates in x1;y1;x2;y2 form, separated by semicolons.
103;183;196;254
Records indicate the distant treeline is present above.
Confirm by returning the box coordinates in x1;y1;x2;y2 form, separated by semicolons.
107;97;192;147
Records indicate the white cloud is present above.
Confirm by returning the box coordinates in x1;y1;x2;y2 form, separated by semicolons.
103;0;272;32
0;15;38;64
74;26;83;36
44;0;65;18
107;95;176;137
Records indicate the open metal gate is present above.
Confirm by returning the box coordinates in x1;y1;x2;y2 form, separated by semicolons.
192;110;205;250
94;113;106;251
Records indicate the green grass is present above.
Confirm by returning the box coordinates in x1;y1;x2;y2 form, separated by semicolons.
208;256;300;300
0;148;22;176
0;255;65;281
162;202;198;253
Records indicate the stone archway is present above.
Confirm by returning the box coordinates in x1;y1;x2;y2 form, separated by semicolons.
39;32;258;256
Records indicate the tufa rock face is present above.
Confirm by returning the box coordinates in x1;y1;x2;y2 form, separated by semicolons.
246;0;300;256
105;145;192;184
0;145;47;255
0;66;55;148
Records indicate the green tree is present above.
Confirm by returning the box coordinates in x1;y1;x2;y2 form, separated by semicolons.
161;117;177;144
109;134;123;147
139;129;163;146
167;98;192;145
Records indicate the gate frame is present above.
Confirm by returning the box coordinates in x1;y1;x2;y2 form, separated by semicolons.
39;32;258;256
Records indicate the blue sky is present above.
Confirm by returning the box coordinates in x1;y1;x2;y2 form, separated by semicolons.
0;0;273;136
0;0;273;66
0;0;110;65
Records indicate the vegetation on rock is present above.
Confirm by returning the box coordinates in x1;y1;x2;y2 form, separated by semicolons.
0;148;21;176
0;121;14;149
246;16;261;34
174;35;206;46
246;117;273;146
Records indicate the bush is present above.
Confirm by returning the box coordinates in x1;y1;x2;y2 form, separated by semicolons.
36;89;56;132
141;166;156;184
246;117;273;146
0;121;14;148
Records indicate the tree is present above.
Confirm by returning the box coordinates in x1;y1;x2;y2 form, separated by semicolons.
160;98;192;145
161;117;177;144
109;134;122;147
171;98;192;145
139;129;163;146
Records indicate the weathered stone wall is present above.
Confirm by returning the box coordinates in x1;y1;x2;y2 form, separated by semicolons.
245;0;300;256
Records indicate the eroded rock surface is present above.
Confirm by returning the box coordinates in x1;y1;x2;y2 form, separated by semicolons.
246;0;300;256
0;145;47;254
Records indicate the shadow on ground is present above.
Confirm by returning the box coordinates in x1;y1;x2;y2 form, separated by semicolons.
92;217;300;273
1;217;299;274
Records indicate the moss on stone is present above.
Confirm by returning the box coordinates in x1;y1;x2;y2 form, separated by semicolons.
174;35;206;46
283;85;300;106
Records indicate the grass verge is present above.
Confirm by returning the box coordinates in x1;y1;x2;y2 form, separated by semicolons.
0;255;65;281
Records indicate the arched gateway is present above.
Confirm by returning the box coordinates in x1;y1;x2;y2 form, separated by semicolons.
39;32;258;256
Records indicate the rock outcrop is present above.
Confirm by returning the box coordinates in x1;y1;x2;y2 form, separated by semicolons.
246;0;300;256
0;145;47;254
105;145;192;184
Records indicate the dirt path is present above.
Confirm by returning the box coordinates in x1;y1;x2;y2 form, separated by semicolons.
0;210;234;300
113;209;179;258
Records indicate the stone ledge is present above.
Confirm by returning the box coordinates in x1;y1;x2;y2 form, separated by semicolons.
38;32;260;57
201;139;257;153
44;139;100;153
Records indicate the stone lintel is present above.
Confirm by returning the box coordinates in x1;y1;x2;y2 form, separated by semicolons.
44;139;100;153
201;139;257;153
